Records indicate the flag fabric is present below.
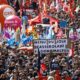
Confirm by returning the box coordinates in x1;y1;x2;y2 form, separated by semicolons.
38;71;43;80
38;72;47;80
69;12;75;19
63;2;70;13
28;14;42;25
22;35;33;45
69;0;75;18
69;0;75;12
37;48;48;80
62;0;75;18
42;76;47;80
42;2;47;18
41;63;47;71
65;76;72;80
54;70;62;80
7;38;15;46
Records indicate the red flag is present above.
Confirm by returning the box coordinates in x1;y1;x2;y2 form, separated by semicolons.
41;63;47;71
63;3;70;13
69;0;75;12
38;71;43;80
28;14;41;25
69;0;75;18
42;77;47;80
69;12;75;19
38;71;47;80
54;70;62;80
65;76;72;80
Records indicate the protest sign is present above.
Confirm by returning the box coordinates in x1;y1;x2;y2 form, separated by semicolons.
59;20;67;28
33;39;69;54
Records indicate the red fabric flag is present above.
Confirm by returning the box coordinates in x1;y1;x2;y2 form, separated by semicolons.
38;72;47;80
65;76;72;80
69;0;75;18
69;0;75;12
38;71;43;80
28;14;41;25
69;12;75;19
41;63;47;71
63;3;70;13
54;70;62;80
42;77;47;80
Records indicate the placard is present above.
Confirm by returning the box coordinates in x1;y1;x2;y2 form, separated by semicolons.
59;20;67;28
33;39;69;54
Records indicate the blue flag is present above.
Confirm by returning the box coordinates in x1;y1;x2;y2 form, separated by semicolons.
22;35;33;45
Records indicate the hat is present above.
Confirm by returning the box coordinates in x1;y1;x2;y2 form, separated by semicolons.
48;76;54;80
49;70;56;75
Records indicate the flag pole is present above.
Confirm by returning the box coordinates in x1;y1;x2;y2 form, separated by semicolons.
64;27;67;38
38;48;41;72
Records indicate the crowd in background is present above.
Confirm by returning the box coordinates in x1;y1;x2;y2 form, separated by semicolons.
0;42;80;80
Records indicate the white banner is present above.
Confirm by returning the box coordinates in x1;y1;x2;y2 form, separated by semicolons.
33;39;69;54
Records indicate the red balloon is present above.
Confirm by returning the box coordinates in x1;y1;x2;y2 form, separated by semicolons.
0;0;8;4
4;15;21;30
0;5;15;28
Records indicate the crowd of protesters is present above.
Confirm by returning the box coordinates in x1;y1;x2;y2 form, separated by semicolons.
0;0;80;80
0;42;80;80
